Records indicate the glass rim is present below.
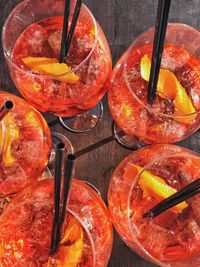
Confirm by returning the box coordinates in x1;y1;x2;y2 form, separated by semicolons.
0;121;5;155
123;22;200;119
51;131;74;153
126;148;200;265
1;0;98;79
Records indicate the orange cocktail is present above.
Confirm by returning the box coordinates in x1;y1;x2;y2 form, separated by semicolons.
0;179;113;266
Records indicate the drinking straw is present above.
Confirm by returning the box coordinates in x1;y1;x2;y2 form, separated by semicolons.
147;0;171;103
59;0;71;63
58;154;76;242
143;178;200;219
64;0;82;58
0;100;14;121
59;0;82;63
50;144;76;254
50;143;65;254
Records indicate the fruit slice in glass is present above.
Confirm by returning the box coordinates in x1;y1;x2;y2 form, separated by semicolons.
2;0;112;133
0;178;113;267
0;91;51;196
108;23;200;148
108;144;200;266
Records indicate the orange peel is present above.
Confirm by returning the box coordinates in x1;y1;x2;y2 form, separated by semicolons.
55;217;84;266
125;163;188;213
22;57;79;83
140;55;196;124
0;114;19;165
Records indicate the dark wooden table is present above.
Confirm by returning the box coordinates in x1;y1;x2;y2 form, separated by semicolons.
1;0;200;266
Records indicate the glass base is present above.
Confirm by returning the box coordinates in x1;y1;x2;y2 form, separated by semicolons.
48;132;74;169
112;121;146;150
59;102;103;133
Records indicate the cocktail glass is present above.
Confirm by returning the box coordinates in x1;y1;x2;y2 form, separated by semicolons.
2;0;112;133
108;144;200;266
108;24;200;148
0;91;51;196
0;178;113;266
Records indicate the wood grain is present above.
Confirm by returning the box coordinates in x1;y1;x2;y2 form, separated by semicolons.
1;1;200;266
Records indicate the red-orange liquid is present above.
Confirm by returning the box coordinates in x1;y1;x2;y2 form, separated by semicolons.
108;44;200;143
0;92;51;196
11;16;112;116
108;144;200;266
0;179;113;266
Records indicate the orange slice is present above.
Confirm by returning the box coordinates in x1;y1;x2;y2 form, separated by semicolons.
22;57;79;83
1;114;19;165
140;55;196;124
22;57;58;69
125;163;188;213
25;111;40;128
57;217;84;266
0;123;4;155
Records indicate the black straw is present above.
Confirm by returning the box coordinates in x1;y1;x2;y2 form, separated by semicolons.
59;0;71;63
147;0;171;103
59;0;82;63
65;0;82;58
58;154;76;243
143;178;200;219
50;148;76;255
50;143;65;254
0;100;14;121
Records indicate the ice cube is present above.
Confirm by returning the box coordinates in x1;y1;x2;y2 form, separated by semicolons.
162;46;189;70
26;26;46;54
137;220;174;256
177;171;193;186
81;206;94;231
48;30;62;55
191;198;200;225
177;220;200;252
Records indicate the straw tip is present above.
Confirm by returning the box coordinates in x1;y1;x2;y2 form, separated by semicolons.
142;210;154;219
4;100;14;110
56;142;65;150
67;154;76;161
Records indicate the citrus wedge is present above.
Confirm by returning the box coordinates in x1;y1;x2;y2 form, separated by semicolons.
22;57;79;83
57;217;84;267
1;114;19;165
22;57;58;69
140;55;196;124
125;163;188;213
25;111;40;128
